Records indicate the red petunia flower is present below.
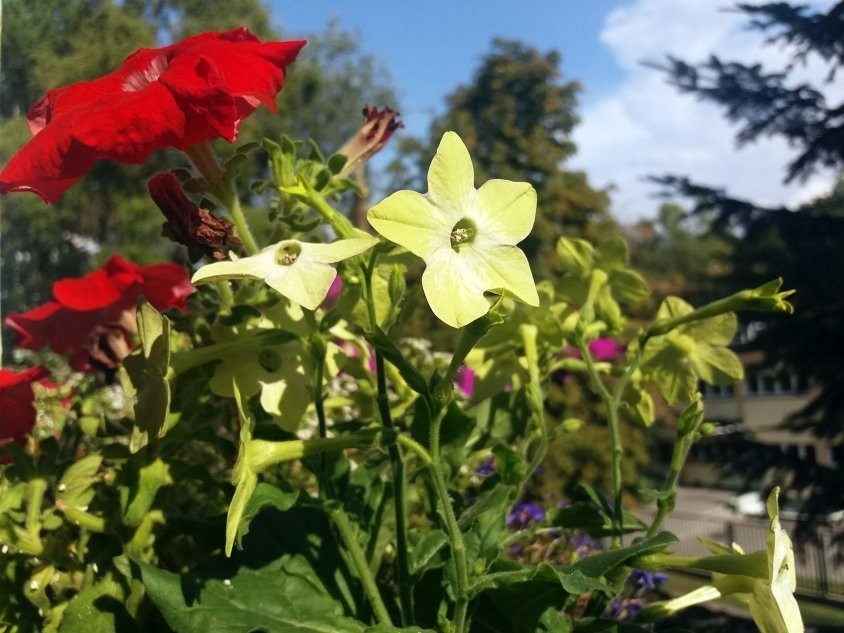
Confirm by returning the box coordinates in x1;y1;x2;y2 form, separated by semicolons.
0;27;306;203
5;255;193;372
0;365;49;461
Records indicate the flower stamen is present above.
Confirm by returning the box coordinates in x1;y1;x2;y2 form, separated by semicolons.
275;242;301;266
450;218;476;251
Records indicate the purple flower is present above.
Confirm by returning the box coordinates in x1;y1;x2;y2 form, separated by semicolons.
322;275;343;309
454;365;474;397
474;455;496;476
588;338;626;361
507;502;546;529
571;533;602;558
630;568;668;592
606;596;644;621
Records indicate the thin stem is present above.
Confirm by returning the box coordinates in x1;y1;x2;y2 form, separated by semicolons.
214;281;234;313
219;180;259;255
519;325;548;486
25;478;46;536
361;253;413;624
328;506;393;627
429;404;470;633
579;339;625;548
395;433;434;467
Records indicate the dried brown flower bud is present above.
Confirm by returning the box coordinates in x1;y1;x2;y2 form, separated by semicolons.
148;171;241;261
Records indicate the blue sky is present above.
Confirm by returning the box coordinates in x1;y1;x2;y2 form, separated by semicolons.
271;1;629;135
268;1;840;222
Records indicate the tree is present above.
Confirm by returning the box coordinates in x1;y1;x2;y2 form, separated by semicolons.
650;2;844;183
650;2;844;516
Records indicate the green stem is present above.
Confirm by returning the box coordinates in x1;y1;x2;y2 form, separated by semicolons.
219;180;260;255
329;506;393;627
362;254;414;624
25;478;46;536
429;405;470;633
519;325;548;485
579;339;626;548
305;185;358;239
214;281;234;313
396;433;434;467
56;501;106;532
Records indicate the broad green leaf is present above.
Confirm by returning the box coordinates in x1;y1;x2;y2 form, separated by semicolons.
408;530;449;576
57;576;138;633
235;482;299;549
137;507;364;633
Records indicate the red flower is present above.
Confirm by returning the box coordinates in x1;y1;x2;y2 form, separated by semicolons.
0;366;49;461
5;256;193;372
0;28;306;203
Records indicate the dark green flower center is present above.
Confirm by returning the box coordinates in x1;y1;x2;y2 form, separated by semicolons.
450;218;476;251
274;241;301;266
258;348;283;373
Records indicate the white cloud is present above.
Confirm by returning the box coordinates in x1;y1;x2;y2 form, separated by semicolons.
572;0;841;223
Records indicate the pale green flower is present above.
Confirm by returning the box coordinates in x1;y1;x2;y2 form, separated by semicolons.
639;487;803;633
367;131;539;328
192;232;378;310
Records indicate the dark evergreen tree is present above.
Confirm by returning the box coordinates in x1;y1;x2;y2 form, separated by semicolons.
649;2;844;518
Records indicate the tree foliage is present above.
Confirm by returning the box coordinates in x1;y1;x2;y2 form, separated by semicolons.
648;2;844;515
649;2;844;183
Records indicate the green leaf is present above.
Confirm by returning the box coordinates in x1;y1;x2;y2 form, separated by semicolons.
136;299;170;372
568;531;678;579
556;237;594;274
57;455;102;508
608;269;650;303
369;327;430;398
136;507;364;633
235;482;299;547
57;577;139;633
595;236;628;270
408;530;449;576
121;457;172;527
328;153;349;175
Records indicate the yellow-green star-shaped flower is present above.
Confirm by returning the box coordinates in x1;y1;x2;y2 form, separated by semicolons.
191;232;378;310
367;131;539;328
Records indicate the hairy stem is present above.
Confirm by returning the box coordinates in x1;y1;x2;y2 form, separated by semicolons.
329;506;393;627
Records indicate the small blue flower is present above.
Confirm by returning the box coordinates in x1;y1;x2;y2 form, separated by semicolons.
631;568;668;592
474;455;497;476
506;502;546;529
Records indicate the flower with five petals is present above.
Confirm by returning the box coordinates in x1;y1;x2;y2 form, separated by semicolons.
191;232;378;310
367;131;539;328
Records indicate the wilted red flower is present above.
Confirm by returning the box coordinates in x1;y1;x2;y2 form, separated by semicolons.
148;171;241;260
5;256;192;373
0;366;49;461
0;28;306;203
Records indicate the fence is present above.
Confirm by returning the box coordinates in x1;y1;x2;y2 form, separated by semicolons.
637;510;843;598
